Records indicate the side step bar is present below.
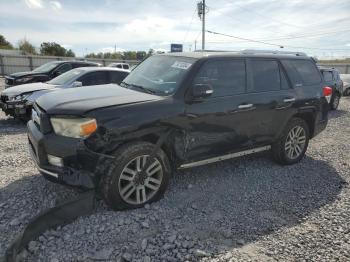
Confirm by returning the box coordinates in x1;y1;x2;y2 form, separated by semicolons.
178;145;271;169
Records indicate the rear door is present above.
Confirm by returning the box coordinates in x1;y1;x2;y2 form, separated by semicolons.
242;58;296;144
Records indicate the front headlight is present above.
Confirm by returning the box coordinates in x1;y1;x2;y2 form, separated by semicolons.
9;93;31;102
16;76;33;83
50;117;97;138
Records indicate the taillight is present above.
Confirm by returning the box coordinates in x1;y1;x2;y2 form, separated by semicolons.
323;86;332;97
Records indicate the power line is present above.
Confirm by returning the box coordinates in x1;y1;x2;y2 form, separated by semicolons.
206;30;284;48
206;30;350;51
183;8;197;43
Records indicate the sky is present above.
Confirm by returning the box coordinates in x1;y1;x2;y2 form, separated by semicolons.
0;0;350;58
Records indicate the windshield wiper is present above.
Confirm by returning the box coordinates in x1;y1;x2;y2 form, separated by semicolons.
120;82;156;94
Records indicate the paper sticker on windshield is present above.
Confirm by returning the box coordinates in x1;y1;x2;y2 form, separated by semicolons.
171;61;192;70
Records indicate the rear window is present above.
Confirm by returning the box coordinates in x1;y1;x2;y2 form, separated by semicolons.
322;71;333;82
282;59;321;86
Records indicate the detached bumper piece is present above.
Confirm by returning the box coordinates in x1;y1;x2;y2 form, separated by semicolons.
27;120;98;189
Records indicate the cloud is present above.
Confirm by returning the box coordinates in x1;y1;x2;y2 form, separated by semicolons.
99;47;126;53
49;1;62;10
24;0;44;9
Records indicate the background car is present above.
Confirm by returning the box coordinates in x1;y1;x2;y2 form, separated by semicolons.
319;67;343;110
340;74;350;96
0;67;129;120
4;60;100;88
108;62;130;70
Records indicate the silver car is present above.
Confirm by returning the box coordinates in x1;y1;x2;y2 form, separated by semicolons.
0;67;129;119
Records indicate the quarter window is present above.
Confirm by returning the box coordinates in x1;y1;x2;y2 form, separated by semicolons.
290;60;321;85
193;60;246;97
251;60;280;92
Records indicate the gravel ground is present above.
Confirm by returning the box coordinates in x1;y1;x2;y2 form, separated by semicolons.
0;77;349;262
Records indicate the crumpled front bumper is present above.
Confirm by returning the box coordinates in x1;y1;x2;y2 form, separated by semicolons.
0;100;31;117
27;120;111;189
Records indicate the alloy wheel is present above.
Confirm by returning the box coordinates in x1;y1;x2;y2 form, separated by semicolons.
118;155;163;205
285;126;306;160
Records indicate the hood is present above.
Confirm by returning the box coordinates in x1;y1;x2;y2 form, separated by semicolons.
1;82;56;97
36;84;162;115
8;71;44;78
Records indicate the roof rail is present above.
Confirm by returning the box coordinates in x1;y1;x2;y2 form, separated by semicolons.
240;49;308;57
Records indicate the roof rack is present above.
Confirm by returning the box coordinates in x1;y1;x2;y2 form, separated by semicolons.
240;49;308;57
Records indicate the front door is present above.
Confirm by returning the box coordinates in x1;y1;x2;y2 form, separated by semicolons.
182;58;256;162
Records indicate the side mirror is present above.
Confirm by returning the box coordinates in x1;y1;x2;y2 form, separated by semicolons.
191;84;213;99
72;81;82;87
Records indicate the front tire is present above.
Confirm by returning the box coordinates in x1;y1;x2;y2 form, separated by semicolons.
272;118;310;165
100;142;171;210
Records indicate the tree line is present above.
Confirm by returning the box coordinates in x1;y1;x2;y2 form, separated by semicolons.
0;34;155;60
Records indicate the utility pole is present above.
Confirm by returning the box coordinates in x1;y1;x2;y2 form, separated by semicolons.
197;0;206;51
202;0;205;50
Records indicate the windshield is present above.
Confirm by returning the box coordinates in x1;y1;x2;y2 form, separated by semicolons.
47;69;83;85
32;61;61;73
121;55;195;95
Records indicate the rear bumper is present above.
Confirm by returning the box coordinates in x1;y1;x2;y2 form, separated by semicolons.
27;120;100;189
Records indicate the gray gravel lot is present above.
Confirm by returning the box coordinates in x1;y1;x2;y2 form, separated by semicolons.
0;77;349;261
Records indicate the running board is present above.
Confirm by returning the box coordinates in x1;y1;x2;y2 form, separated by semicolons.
178;145;271;169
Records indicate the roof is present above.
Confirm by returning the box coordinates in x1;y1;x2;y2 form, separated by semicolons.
74;66;130;73
53;60;100;65
161;51;313;60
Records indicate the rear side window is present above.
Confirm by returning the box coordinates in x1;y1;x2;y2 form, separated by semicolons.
193;59;246;97
109;71;128;84
332;71;339;81
251;60;280;92
322;71;333;82
78;71;109;86
123;64;129;69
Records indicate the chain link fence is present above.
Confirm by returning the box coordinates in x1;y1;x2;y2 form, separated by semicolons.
0;54;140;75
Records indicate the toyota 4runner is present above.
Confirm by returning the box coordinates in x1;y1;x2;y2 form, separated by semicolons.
27;51;330;210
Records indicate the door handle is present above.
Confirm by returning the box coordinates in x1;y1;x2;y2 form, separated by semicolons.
283;98;295;103
238;104;253;109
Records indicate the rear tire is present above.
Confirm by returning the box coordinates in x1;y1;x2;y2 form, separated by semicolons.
272;118;310;165
100;142;171;210
330;93;340;110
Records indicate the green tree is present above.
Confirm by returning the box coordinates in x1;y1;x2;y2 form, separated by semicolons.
0;34;14;49
18;39;37;54
136;51;147;60
40;42;70;57
65;49;75;57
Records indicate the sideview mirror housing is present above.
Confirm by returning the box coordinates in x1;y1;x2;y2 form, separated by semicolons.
72;81;82;87
191;84;213;99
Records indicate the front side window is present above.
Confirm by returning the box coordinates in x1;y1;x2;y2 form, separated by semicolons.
78;71;109;86
251;60;280;92
122;55;195;95
47;69;84;85
193;59;246;97
55;63;72;74
110;71;129;84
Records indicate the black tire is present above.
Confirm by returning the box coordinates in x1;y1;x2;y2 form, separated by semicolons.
272;117;310;165
100;141;171;210
330;92;340;110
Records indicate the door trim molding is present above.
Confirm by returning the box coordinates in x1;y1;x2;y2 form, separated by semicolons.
178;145;271;169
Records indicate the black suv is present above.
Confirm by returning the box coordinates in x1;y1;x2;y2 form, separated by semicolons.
4;60;99;88
27;51;329;210
319;67;343;110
